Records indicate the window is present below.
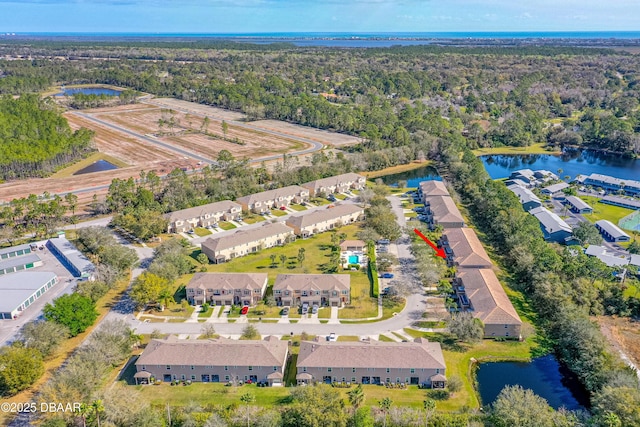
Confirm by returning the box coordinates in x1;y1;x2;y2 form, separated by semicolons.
191;375;196;380
436;369;440;374
181;375;186;380
505;324;508;328
249;366;253;371
191;365;195;370
352;368;356;373
166;365;171;370
328;367;332;372
386;368;390;373
141;365;146;371
410;369;415;374
224;366;228;371
274;366;278;371
225;375;230;381
303;367;307;372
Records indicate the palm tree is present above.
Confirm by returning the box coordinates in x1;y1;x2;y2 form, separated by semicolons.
379;397;392;427
348;384;365;411
270;254;277;266
75;403;89;427
91;399;104;427
423;399;436;427
297;248;306;266
158;287;175;310
280;254;287;267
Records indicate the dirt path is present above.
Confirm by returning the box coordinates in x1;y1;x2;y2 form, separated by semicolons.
598;316;640;379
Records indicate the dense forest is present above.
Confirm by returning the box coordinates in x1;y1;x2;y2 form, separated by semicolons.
0;94;95;180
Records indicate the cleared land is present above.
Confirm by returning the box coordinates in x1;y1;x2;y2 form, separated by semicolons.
598;316;640;376
249;120;362;147
148;98;247;121
472;143;561;156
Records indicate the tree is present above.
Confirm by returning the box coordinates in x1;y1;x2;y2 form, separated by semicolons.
592;385;640;427
240;393;255;427
347;384;365;410
0;345;44;397
91;399;105;427
222;120;229;138
201;324;216;339
43;293;98;337
447;376;462;393
378;397;392;427
348;407;374;427
130;272;171;308
280;254;287;267
20;320;70;358
491;385;555;427
297;248;306;266
628;239;640;255
240;324;259;340
447;312;483;343
572;221;603;246
282;385;347;427
270;254;277;266
422;399;436;427
197;253;209;265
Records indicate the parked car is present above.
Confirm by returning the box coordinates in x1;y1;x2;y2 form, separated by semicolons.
280;206;287;210
327;332;337;341
312;304;319;314
377;247;388;253
381;273;394;279
301;303;309;315
377;239;390;245
327;195;337;202
282;307;289;316
240;306;249;315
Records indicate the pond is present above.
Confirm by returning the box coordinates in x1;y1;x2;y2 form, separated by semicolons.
73;160;119;175
475;355;590;411
56;87;122;97
376;164;441;187
481;149;640;181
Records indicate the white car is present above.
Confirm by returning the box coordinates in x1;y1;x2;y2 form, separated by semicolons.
327;333;337;342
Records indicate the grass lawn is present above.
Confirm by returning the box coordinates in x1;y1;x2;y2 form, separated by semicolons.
311;197;331;206
242;214;266;225
581;196;637;226
218;221;237;230
50;152;130;178
198;306;214;318
194;227;212;237
362;161;432;179
173;225;380;321
288;204;307;212
405;212;418;218
337;335;361;342
472;142;561;156
334;193;347;200
378;334;395;342
270;209;287;217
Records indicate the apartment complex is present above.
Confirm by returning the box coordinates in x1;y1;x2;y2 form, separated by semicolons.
302;173;366;197
273;274;351;307
529;207;573;244
507;184;542;212
236;186;309;213
201;222;295;264
164;201;242;233
186;273;269;306
135;335;289;386
296;338;446;388
419;181;465;229
440;228;493;269
285;204;364;237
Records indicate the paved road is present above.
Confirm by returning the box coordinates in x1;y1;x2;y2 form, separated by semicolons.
124;195;431;337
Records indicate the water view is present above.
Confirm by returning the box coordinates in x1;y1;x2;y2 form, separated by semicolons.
475;355;589;410
56;87;121;97
73;160;119;175
377;164;441;187
481;150;640;181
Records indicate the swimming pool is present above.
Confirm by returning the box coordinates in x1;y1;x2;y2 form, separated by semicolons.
348;255;359;264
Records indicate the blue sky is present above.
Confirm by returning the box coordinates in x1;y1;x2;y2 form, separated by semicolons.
1;0;639;33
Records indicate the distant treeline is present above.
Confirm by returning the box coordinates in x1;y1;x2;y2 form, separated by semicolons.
0;95;94;180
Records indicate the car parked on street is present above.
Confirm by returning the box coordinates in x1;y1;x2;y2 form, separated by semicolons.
327;332;337;341
381;273;394;279
240;306;249;315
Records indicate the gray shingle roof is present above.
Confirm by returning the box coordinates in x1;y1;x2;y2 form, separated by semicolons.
202;222;294;253
164;200;242;223
297;338;445;370
274;274;350;293
136;336;288;367
187;273;268;292
419;180;449;197
285;204;363;230
302;173;365;192
442;228;492;268
425;195;464;224
507;184;541;205
236;185;308;206
457;268;522;326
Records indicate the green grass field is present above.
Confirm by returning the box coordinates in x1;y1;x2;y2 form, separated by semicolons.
270;209;287;217
288;204;308;212
472;142;560;157
218;221;237;230
581;196;637;225
194;227;212;237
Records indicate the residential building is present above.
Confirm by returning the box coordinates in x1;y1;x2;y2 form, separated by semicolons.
0;272;58;320
440;228;493;269
504;178;530;188
302;173;366;197
529;207;573;243
236;186;309;214
164;201;242;233
0;253;43;276
296;338;446;387
540;182;570;196
201;222;295;264
583;173;640;196
629;254;640;268
134;335;288;386
285;204;364;238
508;169;535;184
600;195;640;210
423;195;465;229
47;234;95;280
339;240;366;252
507;184;542;212
186;273;268;306
534;170;559;181
564;196;593;214
595;220;631;242
584;245;629;267
419;180;449;202
455;268;522;338
273;274;350;307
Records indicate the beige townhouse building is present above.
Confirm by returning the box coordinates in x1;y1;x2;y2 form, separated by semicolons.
296;338;446;388
134;335;288;386
186;273;268;306
285;204;364;238
302;173;367;197
236;185;309;213
273;274;350;307
440;228;493;269
164;200;242;233
201;222;295;264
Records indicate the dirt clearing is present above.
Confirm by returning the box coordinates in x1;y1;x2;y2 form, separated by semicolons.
249;120;362;147
598;316;640;376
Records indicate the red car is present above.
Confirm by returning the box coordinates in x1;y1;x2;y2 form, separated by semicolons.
280;206;287;210
240;306;249;315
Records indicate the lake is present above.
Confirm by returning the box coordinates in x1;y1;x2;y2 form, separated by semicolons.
56;87;121;97
73;160;119;175
376;164;441;187
481;150;640;181
475;355;589;410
